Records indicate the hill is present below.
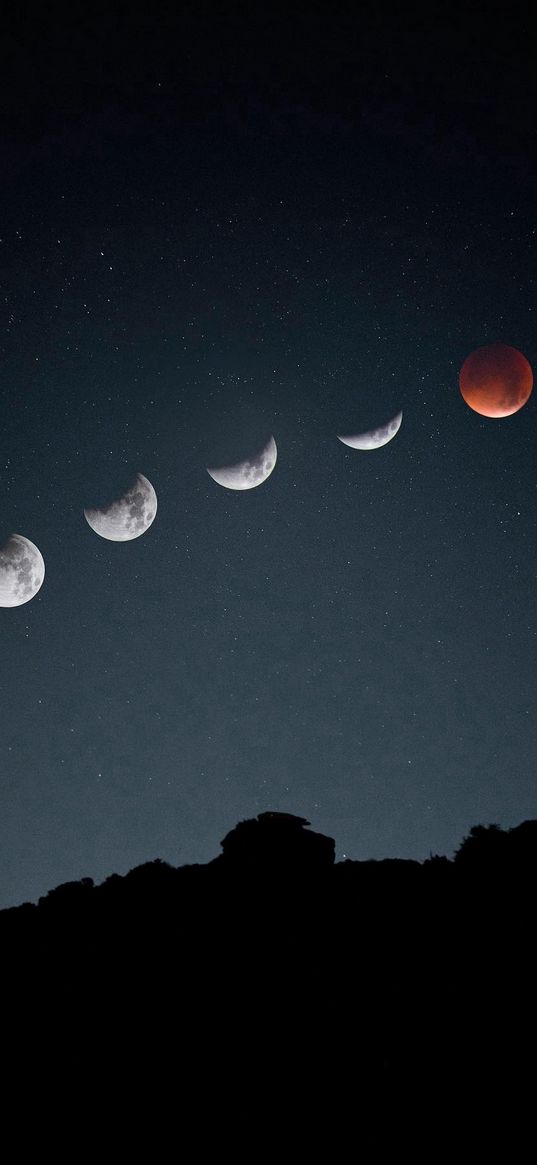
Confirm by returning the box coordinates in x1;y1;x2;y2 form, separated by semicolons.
1;811;534;1152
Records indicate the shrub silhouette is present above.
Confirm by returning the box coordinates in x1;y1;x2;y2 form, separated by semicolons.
454;822;507;865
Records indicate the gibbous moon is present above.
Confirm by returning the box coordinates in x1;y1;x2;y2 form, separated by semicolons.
459;343;533;418
0;534;45;608
207;435;277;490
84;473;157;541
337;410;403;450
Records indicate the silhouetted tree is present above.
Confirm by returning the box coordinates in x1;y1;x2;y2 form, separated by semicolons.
454;822;506;865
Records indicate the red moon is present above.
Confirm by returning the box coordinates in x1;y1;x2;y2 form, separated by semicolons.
459;343;533;418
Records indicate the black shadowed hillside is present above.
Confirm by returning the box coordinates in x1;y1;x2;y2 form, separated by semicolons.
1;810;535;1151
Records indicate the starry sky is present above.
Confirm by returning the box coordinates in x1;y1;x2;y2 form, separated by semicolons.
2;3;537;906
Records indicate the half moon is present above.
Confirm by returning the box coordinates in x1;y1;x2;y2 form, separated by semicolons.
207;435;277;490
337;410;403;450
84;473;157;541
0;534;45;607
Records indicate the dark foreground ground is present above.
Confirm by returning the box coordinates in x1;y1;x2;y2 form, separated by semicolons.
1;812;534;1152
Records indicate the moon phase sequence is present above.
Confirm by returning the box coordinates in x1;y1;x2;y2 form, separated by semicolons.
337;410;403;450
2;342;535;611
84;473;158;541
0;535;45;607
207;435;277;490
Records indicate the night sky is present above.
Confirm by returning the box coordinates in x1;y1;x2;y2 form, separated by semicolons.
2;4;537;907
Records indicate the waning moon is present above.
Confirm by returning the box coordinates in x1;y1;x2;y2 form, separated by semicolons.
337;410;403;450
0;534;45;608
207;435;277;490
84;473;157;541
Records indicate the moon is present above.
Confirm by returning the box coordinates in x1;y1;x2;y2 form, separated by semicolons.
84;473;157;541
0;534;45;608
459;343;533;418
207;435;277;490
337;410;403;450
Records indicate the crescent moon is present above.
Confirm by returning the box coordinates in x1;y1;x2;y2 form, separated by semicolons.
84;473;157;541
0;534;45;607
337;410;403;450
207;435;277;490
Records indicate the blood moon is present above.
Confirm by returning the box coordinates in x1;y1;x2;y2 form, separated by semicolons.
459;343;533;418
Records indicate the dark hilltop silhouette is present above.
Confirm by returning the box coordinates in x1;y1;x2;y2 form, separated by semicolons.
2;810;535;1151
217;809;335;867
